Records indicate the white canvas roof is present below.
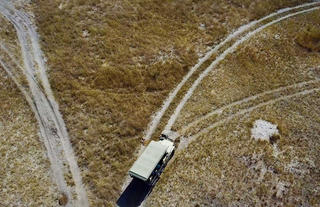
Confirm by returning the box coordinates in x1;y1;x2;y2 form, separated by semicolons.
129;141;168;181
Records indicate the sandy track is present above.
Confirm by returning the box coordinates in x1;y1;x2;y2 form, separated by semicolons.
179;79;320;136
0;10;73;207
178;86;320;150
0;1;88;206
0;45;72;205
14;7;89;207
143;1;320;141
164;5;320;132
123;2;320;203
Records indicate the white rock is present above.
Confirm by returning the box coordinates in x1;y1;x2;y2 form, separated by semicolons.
82;30;89;38
199;23;206;31
251;119;279;141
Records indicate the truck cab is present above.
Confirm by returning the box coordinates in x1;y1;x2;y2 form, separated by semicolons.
128;135;175;186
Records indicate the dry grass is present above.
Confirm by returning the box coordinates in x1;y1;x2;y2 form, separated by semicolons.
0;0;316;205
0;15;60;206
296;25;320;52
173;11;320;131
25;0;314;205
0;16;17;45
149;94;320;206
0;68;59;206
0;15;22;63
148;11;320;206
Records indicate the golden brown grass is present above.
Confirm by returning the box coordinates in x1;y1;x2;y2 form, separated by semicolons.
0;16;17;45
148;11;320;206
29;0;313;205
149;93;320;206
296;25;320;52
0;15;60;206
0;68;59;206
0;15;22;63
173;11;320;131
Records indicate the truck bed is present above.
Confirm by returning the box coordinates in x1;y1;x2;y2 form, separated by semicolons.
129;141;169;181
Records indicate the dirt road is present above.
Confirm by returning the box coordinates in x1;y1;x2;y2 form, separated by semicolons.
143;1;320;141
0;1;88;206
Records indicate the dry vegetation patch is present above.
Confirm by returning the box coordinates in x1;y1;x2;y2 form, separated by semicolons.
173;10;320;130
0;14;59;206
296;26;320;52
0;69;59;206
0;16;17;45
149;93;320;206
0;15;22;61
148;11;320;206
31;0;312;204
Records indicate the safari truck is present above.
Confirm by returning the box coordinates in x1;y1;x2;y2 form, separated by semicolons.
128;134;175;186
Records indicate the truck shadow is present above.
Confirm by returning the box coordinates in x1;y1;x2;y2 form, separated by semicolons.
116;178;154;207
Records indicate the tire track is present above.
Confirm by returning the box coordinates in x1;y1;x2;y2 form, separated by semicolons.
143;1;320;141
121;1;320;194
0;2;89;206
179;79;320;136
13;8;89;206
178;87;320;150
0;56;71;206
0;42;45;89
164;5;320;132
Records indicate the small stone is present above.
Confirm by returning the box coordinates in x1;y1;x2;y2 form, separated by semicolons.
82;30;89;38
199;23;206;31
58;193;68;206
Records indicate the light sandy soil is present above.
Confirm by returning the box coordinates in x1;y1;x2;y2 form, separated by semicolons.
147;10;320;206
